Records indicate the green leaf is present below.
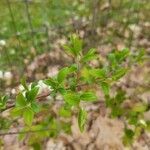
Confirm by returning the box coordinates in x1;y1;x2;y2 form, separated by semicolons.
0;102;4;108
57;67;70;83
112;68;128;80
11;107;25;117
78;108;87;132
59;107;71;117
63;45;73;56
23;107;34;126
16;93;27;107
81;48;98;62
68;64;78;72
108;53;117;68
90;68;106;79
31;143;41;150
70;34;82;56
115;49;129;62
146;121;150;131
26;86;39;102
81;67;92;83
20;77;28;91
2;95;8;103
132;103;147;113
115;90;126;104
80;91;97;102
57;87;66;95
0;95;8;109
31;102;40;113
105;95;112;107
128;116;138;125
123;128;134;146
135;49;145;62
63;92;80;106
100;82;110;95
31;82;38;89
125;128;134;138
63;34;82;56
111;106;124;117
108;49;129;67
44;78;58;89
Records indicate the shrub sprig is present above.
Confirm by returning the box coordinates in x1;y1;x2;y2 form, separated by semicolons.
0;35;149;147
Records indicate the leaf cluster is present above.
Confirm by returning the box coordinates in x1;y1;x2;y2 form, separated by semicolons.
0;35;148;147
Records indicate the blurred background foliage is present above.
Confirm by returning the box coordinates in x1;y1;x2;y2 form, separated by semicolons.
0;1;150;148
0;0;149;88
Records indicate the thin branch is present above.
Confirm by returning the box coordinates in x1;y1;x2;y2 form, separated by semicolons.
1;91;51;112
0;67;118;114
0;128;56;136
36;91;51;101
0;81;93;112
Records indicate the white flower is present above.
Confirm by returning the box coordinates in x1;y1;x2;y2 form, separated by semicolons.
18;85;26;96
11;89;16;94
0;40;6;46
18;84;25;91
3;71;12;80
37;80;53;94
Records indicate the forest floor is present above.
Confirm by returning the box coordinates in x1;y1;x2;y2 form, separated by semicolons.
1;19;150;150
